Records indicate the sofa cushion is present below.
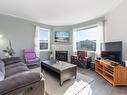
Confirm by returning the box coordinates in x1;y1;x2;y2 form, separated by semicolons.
5;65;29;78
5;62;26;70
2;57;21;65
0;72;44;95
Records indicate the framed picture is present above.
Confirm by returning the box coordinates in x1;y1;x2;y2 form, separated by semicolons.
55;32;70;43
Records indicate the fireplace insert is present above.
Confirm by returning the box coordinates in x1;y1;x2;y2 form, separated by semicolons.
56;51;68;61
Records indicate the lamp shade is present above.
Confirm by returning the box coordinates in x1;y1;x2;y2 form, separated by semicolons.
0;34;3;38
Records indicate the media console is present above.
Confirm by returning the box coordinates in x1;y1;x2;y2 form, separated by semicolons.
95;59;127;86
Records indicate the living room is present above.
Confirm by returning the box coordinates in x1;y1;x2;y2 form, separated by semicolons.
0;0;127;95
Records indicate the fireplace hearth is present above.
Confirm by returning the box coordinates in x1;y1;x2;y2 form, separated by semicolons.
56;51;68;61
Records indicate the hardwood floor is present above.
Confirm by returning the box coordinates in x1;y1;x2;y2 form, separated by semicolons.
78;68;127;95
30;66;127;95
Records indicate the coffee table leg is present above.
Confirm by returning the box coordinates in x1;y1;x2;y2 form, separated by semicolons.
41;64;44;72
60;73;63;86
75;75;76;79
75;67;77;79
60;80;63;86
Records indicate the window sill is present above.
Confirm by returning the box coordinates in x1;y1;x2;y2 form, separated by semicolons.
40;50;51;52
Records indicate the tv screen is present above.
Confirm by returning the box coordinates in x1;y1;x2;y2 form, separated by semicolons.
101;41;122;63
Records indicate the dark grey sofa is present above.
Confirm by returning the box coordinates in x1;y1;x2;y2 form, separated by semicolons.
0;57;44;95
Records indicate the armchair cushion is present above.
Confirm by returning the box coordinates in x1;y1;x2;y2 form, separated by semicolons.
25;53;36;60
23;49;40;65
24;49;36;60
27;57;40;64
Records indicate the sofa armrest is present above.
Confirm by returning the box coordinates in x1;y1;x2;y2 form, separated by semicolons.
0;72;44;95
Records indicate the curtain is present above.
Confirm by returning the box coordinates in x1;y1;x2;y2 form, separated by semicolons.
73;28;78;53
96;21;104;56
34;26;40;57
73;21;104;58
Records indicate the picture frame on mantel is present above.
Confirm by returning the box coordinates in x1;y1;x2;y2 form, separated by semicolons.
55;31;70;43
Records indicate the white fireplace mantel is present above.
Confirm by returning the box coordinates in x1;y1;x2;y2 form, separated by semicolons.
51;44;73;62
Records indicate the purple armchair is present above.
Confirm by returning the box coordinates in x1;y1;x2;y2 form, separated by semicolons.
23;49;40;65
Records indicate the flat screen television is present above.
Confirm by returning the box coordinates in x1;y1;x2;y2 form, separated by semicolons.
101;41;122;63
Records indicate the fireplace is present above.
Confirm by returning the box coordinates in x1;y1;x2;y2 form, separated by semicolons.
56;51;68;61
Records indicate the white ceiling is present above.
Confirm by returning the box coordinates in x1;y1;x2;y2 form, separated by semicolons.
0;0;123;26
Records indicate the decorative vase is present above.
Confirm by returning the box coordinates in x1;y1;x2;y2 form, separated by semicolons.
4;53;11;58
49;52;54;60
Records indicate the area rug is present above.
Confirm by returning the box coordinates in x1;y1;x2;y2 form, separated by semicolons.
44;71;94;95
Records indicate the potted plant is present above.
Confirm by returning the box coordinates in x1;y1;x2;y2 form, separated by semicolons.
3;40;15;57
3;47;15;57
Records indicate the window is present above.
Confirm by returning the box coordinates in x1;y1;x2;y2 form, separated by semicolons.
39;28;50;51
73;23;103;54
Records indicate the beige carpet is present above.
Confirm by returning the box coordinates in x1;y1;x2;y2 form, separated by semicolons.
30;66;94;95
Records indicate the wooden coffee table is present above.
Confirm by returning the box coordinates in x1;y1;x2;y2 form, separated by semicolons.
41;60;77;86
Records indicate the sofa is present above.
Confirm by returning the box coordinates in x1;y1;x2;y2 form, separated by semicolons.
0;57;44;95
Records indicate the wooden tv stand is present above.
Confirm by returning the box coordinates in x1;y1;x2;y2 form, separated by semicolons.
95;59;127;86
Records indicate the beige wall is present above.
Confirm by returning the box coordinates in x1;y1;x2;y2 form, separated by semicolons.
105;0;127;60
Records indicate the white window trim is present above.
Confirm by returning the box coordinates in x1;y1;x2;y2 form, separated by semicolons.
76;24;98;31
39;28;50;51
73;23;103;54
73;24;98;52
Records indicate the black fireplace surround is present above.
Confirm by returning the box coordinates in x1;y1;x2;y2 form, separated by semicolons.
56;51;68;61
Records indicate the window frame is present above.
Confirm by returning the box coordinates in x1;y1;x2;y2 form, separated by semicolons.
73;24;101;53
39;28;50;51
